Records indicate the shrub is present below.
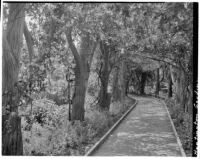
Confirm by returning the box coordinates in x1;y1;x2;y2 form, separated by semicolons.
22;96;134;156
165;98;193;156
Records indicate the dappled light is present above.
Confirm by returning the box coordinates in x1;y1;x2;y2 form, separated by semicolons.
2;2;195;157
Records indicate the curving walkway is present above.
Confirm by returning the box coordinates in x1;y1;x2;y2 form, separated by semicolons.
91;96;184;156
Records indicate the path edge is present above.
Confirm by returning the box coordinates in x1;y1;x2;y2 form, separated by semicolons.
85;98;138;156
161;100;186;157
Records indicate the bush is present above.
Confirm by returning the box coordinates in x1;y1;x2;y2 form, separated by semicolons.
165;98;193;156
22;96;135;156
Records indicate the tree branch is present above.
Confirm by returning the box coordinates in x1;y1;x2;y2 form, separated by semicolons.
88;39;98;68
131;52;178;68
24;22;34;62
65;27;81;65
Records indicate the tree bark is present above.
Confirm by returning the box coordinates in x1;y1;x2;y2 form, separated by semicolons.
2;113;23;155
155;68;160;97
140;72;147;95
168;73;173;98
2;3;25;155
112;67;121;101
99;41;111;110
66;30;97;121
112;58;126;103
72;67;86;120
171;66;187;111
125;77;130;95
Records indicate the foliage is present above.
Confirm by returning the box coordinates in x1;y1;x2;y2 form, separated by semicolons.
3;2;193;156
22;95;135;156
165;98;193;156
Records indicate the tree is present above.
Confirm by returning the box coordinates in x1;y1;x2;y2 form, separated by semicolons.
157;3;193;112
2;3;25;155
66;28;98;120
155;68;160;96
98;41;111;110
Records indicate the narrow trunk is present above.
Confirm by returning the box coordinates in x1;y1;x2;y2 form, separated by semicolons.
168;73;173;98
2;3;25;155
125;78;130;95
155;68;160;96
112;68;121;101
187;84;193;114
119;60;126;103
140;72;147;95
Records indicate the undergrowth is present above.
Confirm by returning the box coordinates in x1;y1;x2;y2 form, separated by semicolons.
22;97;135;156
165;98;193;156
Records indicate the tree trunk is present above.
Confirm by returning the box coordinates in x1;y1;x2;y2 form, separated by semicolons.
72;67;86;121
125;77;130;95
2;113;23;155
2;3;25;155
172;66;187;111
66;29;98;121
112;59;126;103
119;60;126;103
99;41;110;110
140;72;147;95
112;67;121;101
155;68;160;96
168;73;173;98
187;84;193;114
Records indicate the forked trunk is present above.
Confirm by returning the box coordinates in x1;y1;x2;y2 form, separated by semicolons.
66;30;97;121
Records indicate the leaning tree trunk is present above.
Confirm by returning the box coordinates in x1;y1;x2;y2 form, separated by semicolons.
140;72;147;95
155;68;160;97
66;29;97;121
99;41;111;110
2;3;25;155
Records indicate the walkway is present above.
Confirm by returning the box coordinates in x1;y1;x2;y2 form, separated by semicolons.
91;96;184;156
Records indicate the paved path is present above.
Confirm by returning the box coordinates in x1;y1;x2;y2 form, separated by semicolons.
92;96;183;156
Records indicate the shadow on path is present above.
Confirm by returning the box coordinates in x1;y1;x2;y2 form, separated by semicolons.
92;96;183;156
